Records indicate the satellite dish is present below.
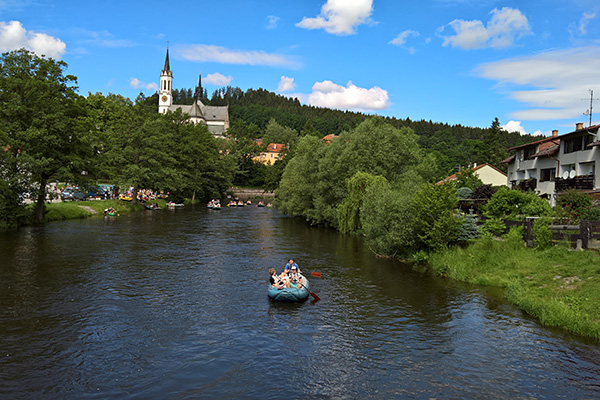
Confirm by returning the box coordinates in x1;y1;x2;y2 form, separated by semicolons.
562;171;569;179
569;170;576;179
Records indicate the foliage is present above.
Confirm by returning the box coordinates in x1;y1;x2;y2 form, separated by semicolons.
580;206;600;221
472;184;497;200
412;183;464;250
360;176;421;257
483;187;551;219
0;181;27;230
337;172;387;234
277;117;434;227
533;217;554;250
454;168;483;190
262;118;299;148
481;217;506;236
457;211;480;242
0;48;91;222
555;190;593;223
456;187;473;199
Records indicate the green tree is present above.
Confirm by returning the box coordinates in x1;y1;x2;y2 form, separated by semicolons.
337;171;387;234
412;183;464;250
0;48;90;222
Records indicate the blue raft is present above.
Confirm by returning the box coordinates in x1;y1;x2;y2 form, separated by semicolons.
268;276;310;302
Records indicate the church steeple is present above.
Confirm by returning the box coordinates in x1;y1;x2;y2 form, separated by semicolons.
163;47;171;72
159;46;173;114
194;73;203;102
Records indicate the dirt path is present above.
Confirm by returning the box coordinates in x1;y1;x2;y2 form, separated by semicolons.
78;205;98;215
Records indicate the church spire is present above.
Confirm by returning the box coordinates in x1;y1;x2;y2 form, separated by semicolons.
163;47;171;72
194;73;203;101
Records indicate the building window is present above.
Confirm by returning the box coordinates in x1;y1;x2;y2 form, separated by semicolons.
540;168;555;182
523;147;535;159
563;136;583;153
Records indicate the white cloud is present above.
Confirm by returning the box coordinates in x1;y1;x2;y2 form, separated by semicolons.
389;30;419;46
439;7;530;50
305;80;389;111
0;20;65;59
278;76;296;92
570;12;596;36
177;44;300;68
204;72;232;86
266;15;280;30
129;77;158;91
296;0;374;36
476;46;600;121
502;120;527;135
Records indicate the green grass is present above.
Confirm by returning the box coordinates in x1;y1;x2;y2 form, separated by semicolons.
42;199;161;222
426;233;600;340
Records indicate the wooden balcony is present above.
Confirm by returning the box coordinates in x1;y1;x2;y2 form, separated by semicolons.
516;178;537;191
555;175;594;191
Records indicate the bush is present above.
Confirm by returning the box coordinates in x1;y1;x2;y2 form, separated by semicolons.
457;211;480;242
533;217;553;249
456;187;473;199
484;187;551;219
412;183;464;250
556;190;593;223
481;217;506;236
580;206;600;221
472;184;497;200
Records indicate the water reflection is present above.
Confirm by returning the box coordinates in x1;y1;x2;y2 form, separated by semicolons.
1;207;599;399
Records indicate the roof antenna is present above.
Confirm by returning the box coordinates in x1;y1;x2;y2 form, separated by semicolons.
582;89;599;127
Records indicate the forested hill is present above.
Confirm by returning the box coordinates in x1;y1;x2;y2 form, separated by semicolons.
149;85;544;174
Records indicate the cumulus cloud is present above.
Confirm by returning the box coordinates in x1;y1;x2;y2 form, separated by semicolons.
476;46;600;121
0;20;66;59
203;72;232;86
129;77;158;91
439;7;530;50
266;15;280;29
278;76;296;92
177;44;300;68
305;80;389;111
296;0;374;36
389;30;420;53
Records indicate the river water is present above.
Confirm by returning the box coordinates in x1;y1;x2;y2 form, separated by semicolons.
1;206;599;399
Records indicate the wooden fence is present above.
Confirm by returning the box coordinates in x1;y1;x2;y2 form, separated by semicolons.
478;219;600;250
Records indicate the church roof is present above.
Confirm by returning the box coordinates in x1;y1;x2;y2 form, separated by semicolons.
167;102;228;123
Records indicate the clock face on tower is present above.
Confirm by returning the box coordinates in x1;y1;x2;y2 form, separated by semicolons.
161;95;168;102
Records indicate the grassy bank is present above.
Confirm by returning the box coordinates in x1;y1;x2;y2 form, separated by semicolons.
42;199;161;222
424;230;600;340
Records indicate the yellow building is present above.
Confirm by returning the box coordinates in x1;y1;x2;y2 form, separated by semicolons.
253;142;287;165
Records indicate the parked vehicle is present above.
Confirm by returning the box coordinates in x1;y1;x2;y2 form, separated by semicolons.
61;187;86;201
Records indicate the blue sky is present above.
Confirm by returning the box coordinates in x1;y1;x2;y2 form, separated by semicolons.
1;0;599;136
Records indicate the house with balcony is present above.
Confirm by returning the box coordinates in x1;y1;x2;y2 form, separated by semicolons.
501;123;600;205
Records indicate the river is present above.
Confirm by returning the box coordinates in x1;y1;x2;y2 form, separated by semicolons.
1;206;599;399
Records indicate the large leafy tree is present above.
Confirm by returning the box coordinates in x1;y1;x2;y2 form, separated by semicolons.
0;48;90;222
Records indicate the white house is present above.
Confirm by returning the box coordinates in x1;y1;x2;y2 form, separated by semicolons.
501;123;600;204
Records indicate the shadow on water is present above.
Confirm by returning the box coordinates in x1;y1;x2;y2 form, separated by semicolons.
1;206;600;399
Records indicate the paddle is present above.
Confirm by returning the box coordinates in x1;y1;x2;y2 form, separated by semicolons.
310;272;322;278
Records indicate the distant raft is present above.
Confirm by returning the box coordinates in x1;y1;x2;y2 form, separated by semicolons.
267;276;310;302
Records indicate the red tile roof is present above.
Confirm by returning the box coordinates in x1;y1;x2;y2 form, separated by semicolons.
266;143;286;153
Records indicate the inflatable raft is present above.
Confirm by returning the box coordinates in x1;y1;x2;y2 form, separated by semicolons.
268;276;310;302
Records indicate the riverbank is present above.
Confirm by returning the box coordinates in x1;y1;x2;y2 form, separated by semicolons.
423;230;600;341
42;199;167;223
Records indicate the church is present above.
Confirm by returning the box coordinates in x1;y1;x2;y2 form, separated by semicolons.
158;48;229;136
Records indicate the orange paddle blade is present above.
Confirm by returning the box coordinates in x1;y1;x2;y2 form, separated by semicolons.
311;272;321;277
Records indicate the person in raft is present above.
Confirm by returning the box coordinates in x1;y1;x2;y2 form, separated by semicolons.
269;268;283;288
288;265;303;289
284;258;301;273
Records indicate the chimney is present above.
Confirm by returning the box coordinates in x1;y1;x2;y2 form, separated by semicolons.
552;129;558;137
576;122;584;131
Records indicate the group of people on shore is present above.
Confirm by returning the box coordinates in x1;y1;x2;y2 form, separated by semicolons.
269;259;304;289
